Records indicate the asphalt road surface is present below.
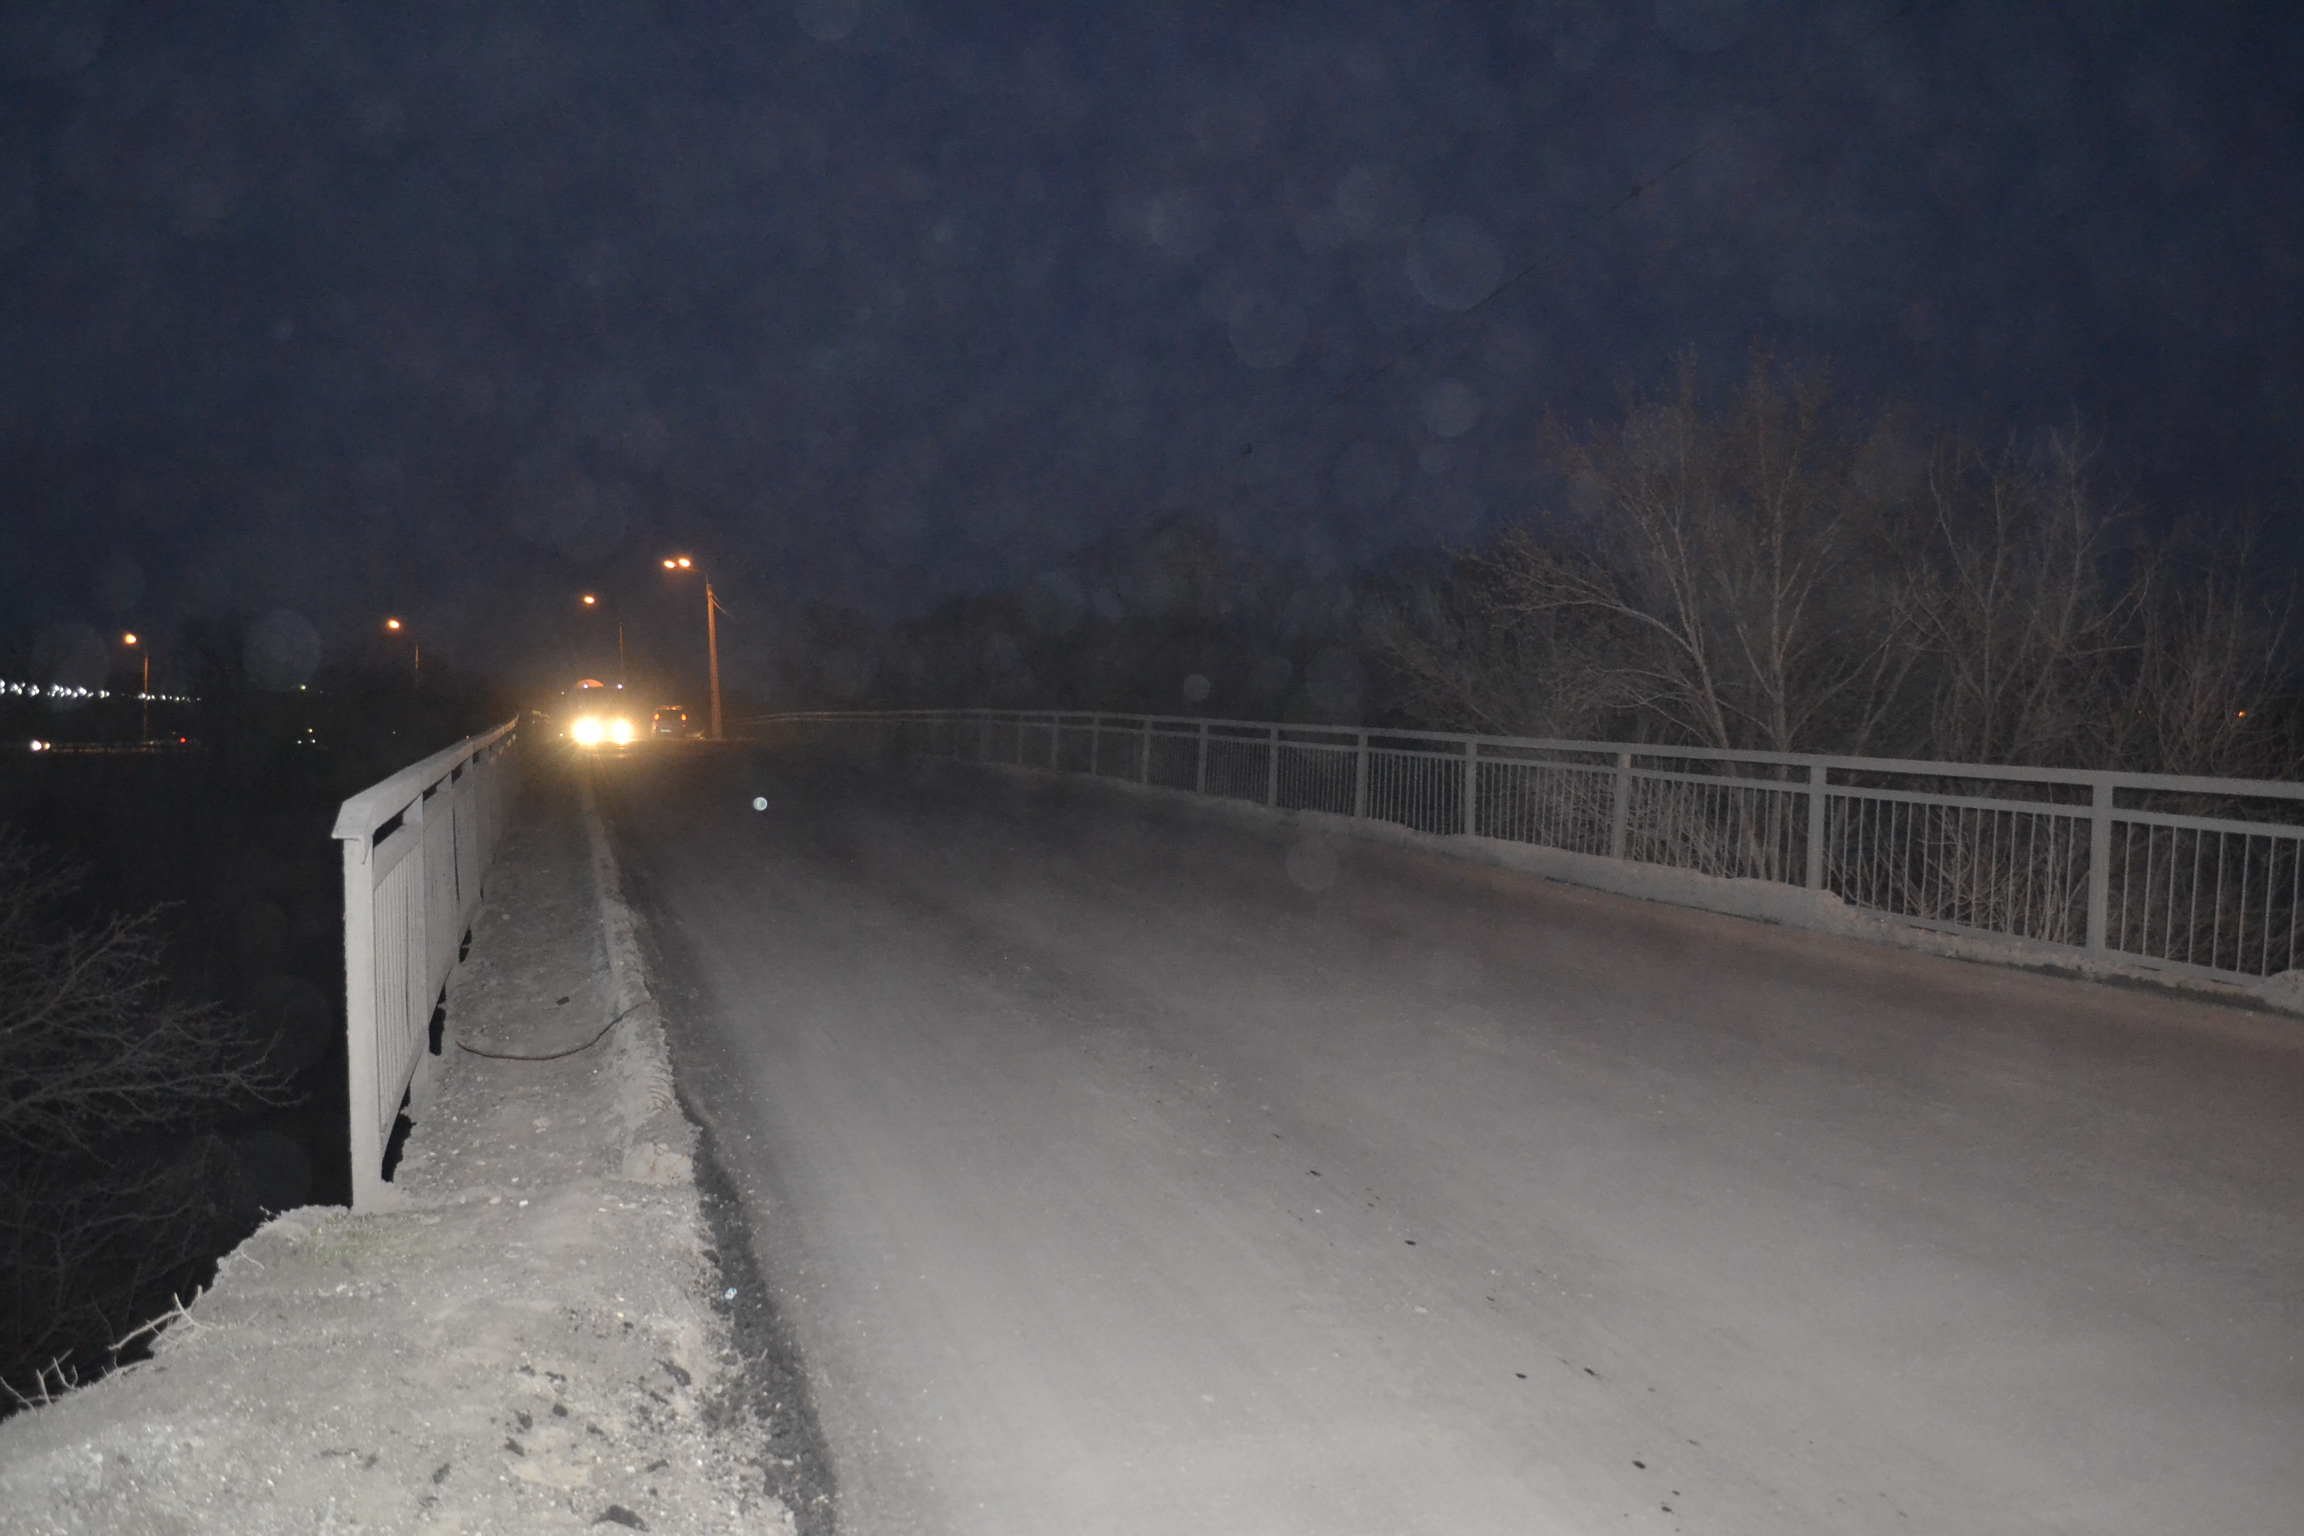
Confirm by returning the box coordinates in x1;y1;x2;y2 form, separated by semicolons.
600;748;2304;1536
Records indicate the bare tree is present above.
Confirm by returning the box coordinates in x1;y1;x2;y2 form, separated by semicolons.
1366;560;1626;739
1381;356;1924;754
0;833;295;1406
1;1137;247;1406
0;837;291;1161
1375;359;2297;779
1898;431;2133;767
1898;432;2298;777
2115;514;2299;779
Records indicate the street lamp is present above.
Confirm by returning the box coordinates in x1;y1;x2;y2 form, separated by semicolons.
122;633;148;743
384;617;420;681
579;594;627;689
660;556;723;740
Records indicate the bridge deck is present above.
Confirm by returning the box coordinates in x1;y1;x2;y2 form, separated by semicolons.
606;749;2304;1536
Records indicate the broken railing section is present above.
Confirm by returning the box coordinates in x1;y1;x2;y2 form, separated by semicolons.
745;709;2304;993
332;719;520;1211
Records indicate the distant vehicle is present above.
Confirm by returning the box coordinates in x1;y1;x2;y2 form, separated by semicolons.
564;679;637;748
653;705;700;738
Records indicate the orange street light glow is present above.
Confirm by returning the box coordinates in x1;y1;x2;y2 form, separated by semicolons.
582;594;597;605
122;633;138;645
385;617;403;630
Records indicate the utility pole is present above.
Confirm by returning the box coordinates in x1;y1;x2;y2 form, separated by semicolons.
705;580;723;740
661;556;726;740
123;633;148;743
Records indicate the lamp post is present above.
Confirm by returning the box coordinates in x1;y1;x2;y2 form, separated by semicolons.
122;633;149;744
660;556;723;740
385;617;419;681
580;593;627;689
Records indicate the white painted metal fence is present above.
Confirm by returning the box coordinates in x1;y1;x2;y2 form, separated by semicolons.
746;709;2304;990
332;719;519;1210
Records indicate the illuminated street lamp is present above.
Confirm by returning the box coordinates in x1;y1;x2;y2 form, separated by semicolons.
579;594;626;688
384;617;420;680
122;632;148;743
660;556;723;740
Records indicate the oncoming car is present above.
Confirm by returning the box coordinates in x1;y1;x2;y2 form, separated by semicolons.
571;713;637;747
563;679;638;749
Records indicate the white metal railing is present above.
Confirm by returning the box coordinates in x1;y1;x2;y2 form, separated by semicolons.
741;709;2304;989
332;719;519;1210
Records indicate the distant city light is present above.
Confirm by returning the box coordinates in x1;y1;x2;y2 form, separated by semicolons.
0;678;195;702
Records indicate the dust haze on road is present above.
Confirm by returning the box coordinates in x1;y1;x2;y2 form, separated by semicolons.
599;747;2304;1536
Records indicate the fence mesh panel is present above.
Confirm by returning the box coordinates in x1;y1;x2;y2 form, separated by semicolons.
1626;773;1808;883
1276;744;1357;816
1367;750;1463;835
1091;725;1144;780
1204;735;1272;803
1827;797;2090;946
1147;731;1200;791
2108;822;2304;976
1478;760;1615;854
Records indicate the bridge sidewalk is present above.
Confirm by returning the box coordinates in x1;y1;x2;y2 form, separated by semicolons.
0;763;793;1535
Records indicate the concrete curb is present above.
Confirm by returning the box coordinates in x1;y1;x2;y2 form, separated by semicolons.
581;774;694;1186
965;758;2304;1020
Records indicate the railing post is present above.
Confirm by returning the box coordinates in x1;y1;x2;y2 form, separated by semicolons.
1806;761;1827;889
1462;739;1477;836
1609;750;1632;860
1266;726;1279;807
1353;731;1369;820
1049;713;1060;771
1091;715;1101;776
1139;717;1150;783
2087;779;2112;951
1196;721;1209;795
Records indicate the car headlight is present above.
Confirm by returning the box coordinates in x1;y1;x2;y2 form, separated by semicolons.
572;716;604;745
609;717;634;744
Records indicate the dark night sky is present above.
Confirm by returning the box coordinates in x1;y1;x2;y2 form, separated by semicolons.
3;1;2300;699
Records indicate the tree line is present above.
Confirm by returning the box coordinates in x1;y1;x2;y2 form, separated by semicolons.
1373;355;2300;779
